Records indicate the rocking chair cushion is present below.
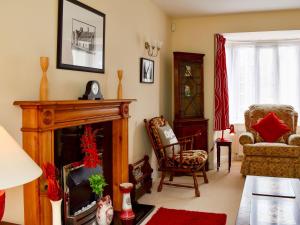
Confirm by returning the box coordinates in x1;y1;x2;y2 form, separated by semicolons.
170;150;208;169
157;123;180;157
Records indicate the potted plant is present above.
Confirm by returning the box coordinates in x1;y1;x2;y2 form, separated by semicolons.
89;174;107;198
89;174;114;225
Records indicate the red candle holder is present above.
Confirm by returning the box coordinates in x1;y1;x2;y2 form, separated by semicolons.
119;183;135;225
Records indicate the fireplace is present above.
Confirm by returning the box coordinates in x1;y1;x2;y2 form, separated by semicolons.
14;100;134;225
54;123;112;224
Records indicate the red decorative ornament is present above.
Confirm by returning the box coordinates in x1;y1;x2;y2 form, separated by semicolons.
42;163;62;201
0;190;5;221
81;125;101;168
43;162;57;180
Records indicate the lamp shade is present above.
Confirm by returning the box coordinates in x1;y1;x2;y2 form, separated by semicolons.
0;126;42;190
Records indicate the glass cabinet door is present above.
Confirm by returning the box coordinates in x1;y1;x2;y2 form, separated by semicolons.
179;62;203;118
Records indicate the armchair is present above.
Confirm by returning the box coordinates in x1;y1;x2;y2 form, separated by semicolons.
144;116;208;197
239;104;300;178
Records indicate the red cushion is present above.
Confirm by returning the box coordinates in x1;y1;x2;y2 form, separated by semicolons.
251;112;291;142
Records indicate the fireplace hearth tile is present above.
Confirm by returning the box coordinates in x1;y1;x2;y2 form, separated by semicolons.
112;203;155;225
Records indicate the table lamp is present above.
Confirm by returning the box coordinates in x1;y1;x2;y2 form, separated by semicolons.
0;125;42;221
217;124;235;142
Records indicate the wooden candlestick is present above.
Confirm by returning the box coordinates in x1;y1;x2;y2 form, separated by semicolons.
117;70;123;99
40;57;49;101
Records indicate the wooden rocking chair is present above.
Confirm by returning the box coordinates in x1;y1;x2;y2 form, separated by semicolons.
144;116;208;197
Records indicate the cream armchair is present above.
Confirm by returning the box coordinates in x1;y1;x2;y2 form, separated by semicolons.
239;104;300;178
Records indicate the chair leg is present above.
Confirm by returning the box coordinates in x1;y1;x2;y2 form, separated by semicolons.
169;172;174;181
202;166;208;184
158;171;166;192
192;172;200;197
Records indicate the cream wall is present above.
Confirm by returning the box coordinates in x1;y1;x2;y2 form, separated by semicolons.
171;9;300;168
1;0;171;223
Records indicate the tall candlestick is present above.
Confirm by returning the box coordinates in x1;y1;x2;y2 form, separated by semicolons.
117;70;123;99
40;56;49;101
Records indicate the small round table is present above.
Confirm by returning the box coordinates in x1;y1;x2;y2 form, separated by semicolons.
216;139;232;172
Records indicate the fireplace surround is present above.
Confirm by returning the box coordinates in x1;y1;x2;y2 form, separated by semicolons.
14;99;134;225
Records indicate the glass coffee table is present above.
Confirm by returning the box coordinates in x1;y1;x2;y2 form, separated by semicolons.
236;175;300;225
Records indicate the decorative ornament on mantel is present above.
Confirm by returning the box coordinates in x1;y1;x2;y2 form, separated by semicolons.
117;70;123;99
40;56;49;101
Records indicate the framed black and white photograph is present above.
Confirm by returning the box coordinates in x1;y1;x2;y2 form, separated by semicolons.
140;58;154;83
57;0;105;73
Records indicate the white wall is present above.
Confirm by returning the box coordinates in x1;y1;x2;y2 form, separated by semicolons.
0;0;171;223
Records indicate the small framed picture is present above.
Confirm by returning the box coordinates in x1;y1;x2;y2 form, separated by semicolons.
140;58;154;83
57;0;105;73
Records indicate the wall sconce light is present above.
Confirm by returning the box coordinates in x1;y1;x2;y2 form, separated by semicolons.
145;40;163;57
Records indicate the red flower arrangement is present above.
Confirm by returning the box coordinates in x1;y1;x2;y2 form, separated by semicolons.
42;163;62;201
81;125;101;168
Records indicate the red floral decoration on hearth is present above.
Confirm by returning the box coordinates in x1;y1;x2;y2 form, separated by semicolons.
81;125;101;168
42;162;62;201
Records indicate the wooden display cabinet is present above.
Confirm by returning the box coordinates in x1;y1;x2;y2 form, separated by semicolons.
173;52;209;167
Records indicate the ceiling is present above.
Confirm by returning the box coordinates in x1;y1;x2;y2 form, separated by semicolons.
151;0;300;18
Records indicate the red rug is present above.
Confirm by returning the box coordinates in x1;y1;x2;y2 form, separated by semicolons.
146;207;227;225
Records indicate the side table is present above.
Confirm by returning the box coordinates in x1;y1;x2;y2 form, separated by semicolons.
216;139;232;172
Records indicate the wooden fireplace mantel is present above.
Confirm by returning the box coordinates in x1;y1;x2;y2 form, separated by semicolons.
14;99;135;225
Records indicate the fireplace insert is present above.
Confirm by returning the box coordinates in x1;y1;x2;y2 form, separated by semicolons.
63;163;102;224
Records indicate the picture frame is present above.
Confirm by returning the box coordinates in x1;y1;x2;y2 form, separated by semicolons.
140;58;154;83
57;0;105;73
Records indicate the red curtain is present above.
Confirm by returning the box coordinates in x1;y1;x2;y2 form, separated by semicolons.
214;34;229;131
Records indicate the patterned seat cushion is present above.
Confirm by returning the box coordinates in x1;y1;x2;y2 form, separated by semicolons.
169;150;208;169
243;143;300;157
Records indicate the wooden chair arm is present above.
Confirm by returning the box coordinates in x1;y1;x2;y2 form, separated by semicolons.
159;143;180;161
159;142;187;166
160;141;189;151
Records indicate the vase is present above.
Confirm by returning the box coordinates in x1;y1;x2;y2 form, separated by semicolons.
96;195;114;225
119;182;135;224
50;199;62;225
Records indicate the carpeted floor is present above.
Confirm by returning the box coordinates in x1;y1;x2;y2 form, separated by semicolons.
138;161;245;225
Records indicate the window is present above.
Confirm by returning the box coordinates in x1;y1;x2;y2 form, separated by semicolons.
226;40;300;123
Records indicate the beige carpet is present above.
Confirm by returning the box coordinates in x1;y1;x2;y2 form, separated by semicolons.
138;161;245;225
